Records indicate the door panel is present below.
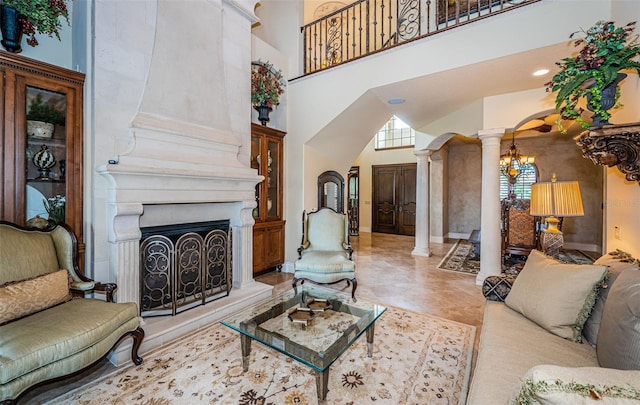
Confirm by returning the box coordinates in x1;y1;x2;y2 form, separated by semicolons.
372;166;398;233
399;165;416;235
372;163;417;235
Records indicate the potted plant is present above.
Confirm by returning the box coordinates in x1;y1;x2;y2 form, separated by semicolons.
545;20;640;131
0;0;71;50
251;60;285;125
43;194;65;225
27;93;65;139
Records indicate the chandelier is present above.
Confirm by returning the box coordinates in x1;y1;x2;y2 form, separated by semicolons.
500;133;535;185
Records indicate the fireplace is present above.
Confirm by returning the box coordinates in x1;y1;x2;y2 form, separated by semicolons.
140;220;232;317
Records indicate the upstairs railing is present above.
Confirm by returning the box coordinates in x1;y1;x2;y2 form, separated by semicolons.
302;0;540;75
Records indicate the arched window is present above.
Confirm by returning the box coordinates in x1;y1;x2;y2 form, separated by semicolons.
500;162;538;200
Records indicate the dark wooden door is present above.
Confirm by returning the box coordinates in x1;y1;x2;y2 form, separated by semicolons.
372;163;416;235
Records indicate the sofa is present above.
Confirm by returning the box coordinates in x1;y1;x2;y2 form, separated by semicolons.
0;221;144;404
467;249;640;404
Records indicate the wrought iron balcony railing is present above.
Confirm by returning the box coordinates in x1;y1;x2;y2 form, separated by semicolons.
302;0;540;75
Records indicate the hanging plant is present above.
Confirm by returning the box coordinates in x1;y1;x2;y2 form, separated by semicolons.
2;0;71;47
251;60;285;108
545;20;640;131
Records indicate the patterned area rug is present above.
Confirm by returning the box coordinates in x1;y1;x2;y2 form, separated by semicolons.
437;240;479;275
47;306;476;405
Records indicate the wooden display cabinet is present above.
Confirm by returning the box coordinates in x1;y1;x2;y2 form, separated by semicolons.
251;123;285;275
0;51;85;271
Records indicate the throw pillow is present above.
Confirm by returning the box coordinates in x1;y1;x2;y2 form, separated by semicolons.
597;267;640;370
505;250;608;342
482;275;517;302
0;269;71;325
583;251;639;346
511;364;640;404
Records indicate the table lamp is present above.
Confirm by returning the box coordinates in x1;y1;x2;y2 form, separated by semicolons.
530;174;584;257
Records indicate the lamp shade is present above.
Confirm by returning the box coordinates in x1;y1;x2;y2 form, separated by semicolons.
530;181;584;217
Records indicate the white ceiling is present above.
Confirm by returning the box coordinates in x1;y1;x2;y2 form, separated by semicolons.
367;42;583;137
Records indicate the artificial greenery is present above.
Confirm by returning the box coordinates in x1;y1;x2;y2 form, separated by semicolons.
2;0;71;47
545;21;640;131
43;195;65;225
27;94;65;125
251;60;285;108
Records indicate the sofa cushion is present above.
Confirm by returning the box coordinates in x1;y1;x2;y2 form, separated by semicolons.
0;269;70;325
0;298;139;385
511;364;640;404
482;275;516;302
465;301;598;405
583;251;639;346
597;267;640;370
0;225;61;284
505;250;607;342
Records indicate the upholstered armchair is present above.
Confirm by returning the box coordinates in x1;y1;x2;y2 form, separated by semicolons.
292;208;357;299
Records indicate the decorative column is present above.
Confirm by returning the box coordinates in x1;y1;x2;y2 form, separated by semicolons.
476;129;505;285
232;200;258;289
108;202;144;304
412;149;432;257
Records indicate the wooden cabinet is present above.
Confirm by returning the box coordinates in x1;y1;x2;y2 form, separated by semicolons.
251;123;285;275
0;51;85;270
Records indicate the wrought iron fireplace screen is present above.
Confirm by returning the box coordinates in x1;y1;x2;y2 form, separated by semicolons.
140;220;232;317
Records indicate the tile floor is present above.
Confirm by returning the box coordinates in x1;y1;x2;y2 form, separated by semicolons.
22;232;486;404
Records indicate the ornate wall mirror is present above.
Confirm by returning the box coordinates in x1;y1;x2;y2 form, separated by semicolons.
318;170;344;212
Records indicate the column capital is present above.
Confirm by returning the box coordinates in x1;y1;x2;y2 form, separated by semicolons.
414;149;433;158
478;128;505;141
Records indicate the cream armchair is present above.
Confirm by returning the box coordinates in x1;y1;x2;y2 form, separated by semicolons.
292;208;357;299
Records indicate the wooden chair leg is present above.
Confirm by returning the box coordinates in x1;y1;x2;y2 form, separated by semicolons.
350;278;357;301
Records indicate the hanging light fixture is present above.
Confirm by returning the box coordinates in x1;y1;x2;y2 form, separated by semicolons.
499;132;535;185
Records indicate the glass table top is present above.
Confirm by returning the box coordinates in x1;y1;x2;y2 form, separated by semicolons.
220;285;386;372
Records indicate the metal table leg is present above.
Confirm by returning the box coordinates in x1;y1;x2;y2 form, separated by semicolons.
241;334;252;372
316;369;329;404
366;322;375;357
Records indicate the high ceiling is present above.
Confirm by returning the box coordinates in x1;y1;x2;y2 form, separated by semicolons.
367;41;581;136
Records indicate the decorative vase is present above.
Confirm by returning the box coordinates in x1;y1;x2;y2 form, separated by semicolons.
586;73;627;127
27;120;55;139
254;104;272;126
32;145;56;180
0;5;23;53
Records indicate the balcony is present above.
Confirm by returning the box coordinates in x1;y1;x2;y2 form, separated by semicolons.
302;0;540;75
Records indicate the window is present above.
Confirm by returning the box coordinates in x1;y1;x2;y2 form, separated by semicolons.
500;162;538;200
375;115;415;150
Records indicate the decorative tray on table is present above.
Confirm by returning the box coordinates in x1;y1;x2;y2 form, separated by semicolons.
287;307;315;326
306;298;332;312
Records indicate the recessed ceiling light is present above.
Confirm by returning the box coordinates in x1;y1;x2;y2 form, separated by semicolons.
533;69;549;76
388;98;405;105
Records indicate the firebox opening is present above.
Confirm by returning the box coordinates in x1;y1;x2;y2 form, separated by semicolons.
140;220;232;317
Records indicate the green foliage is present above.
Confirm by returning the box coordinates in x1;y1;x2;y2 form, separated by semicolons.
251;60;285;108
2;0;71;47
545;21;640;131
27;94;65;125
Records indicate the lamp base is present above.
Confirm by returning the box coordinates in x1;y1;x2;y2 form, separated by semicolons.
541;230;563;258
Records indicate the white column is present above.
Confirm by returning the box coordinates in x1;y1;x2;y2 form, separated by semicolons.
476;129;505;285
412;149;432;257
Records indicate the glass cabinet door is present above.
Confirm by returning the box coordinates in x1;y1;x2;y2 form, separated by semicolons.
251;135;262;218
25;86;68;226
267;140;279;218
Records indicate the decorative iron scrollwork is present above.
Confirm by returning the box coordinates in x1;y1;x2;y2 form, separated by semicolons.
575;123;640;184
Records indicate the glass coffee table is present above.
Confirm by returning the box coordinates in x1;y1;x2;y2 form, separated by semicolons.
220;285;386;403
